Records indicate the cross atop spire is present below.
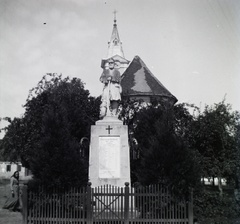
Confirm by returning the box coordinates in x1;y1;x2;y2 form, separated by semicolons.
113;10;117;26
107;11;124;58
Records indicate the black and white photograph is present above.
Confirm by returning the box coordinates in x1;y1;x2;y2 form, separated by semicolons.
0;0;239;223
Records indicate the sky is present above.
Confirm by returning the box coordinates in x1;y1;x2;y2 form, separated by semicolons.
0;0;240;138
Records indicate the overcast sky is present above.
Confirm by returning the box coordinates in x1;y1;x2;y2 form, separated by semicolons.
0;0;240;138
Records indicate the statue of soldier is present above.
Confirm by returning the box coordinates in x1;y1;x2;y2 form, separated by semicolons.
99;58;122;118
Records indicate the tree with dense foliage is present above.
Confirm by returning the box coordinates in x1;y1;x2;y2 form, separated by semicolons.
119;100;201;196
190;101;239;194
191;102;240;223
0;117;24;162
235;122;240;191
1;73;100;188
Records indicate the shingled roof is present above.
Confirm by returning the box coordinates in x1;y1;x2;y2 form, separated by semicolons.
121;56;177;104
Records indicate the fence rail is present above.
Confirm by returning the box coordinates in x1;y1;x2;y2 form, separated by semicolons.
21;182;193;224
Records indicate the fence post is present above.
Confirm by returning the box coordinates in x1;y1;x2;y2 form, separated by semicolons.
124;182;130;224
86;182;92;224
188;189;193;224
21;184;28;224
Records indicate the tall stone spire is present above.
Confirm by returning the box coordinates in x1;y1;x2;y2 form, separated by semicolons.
101;11;130;75
107;10;125;58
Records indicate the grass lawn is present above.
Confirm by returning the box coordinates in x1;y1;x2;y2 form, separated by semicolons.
0;179;22;224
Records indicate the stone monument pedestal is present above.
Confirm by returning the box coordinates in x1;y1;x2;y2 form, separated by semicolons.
88;116;131;188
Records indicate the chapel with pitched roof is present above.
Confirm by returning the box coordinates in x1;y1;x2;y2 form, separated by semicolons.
101;14;177;106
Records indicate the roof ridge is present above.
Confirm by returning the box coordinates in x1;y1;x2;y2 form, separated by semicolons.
135;56;169;92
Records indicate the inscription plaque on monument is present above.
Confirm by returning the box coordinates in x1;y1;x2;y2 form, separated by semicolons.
99;136;120;178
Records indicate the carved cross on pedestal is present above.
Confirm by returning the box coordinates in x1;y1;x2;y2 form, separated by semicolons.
106;125;113;134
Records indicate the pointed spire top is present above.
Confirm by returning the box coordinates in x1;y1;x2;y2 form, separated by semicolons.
101;12;130;73
113;10;117;26
106;10;124;58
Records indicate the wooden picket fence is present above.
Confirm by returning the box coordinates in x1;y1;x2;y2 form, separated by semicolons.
21;182;193;224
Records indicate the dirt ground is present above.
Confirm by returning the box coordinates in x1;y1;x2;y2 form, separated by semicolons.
0;179;22;224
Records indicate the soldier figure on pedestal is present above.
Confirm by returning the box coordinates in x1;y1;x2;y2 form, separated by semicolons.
99;58;122;118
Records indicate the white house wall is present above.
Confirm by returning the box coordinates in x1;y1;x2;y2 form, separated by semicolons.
0;162;30;179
